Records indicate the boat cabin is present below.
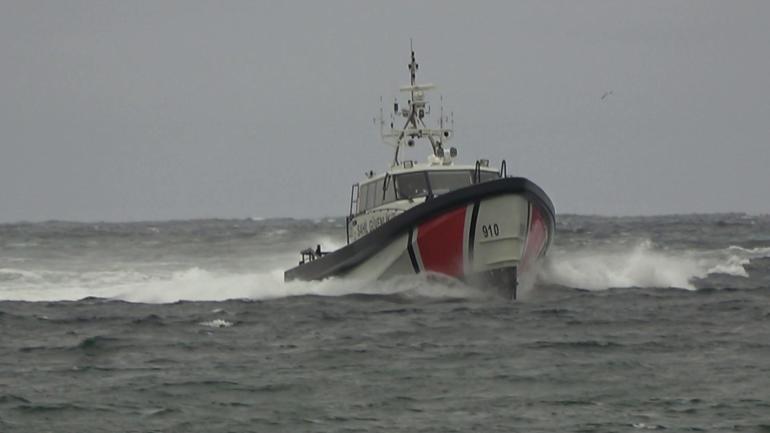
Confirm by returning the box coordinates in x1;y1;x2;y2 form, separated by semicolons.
353;164;502;214
347;160;505;243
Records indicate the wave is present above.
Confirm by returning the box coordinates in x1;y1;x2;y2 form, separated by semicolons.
199;319;234;328
0;268;44;282
538;241;770;290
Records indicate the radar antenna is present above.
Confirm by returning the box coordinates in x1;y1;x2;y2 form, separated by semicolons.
378;42;455;166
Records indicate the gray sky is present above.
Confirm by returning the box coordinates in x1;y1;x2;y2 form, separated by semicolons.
1;1;769;222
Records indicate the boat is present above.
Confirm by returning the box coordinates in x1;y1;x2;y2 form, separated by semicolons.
284;48;555;299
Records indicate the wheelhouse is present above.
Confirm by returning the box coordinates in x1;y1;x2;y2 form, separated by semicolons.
353;167;501;214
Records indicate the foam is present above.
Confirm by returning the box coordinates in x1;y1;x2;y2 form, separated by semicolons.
199;319;234;328
0;263;480;303
726;245;770;258
539;240;768;290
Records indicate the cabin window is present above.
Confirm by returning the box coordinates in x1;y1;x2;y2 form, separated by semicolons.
365;182;375;210
429;171;473;196
383;175;396;204
356;183;367;213
396;172;429;199
363;183;374;212
356;183;366;213
372;179;385;208
478;171;500;183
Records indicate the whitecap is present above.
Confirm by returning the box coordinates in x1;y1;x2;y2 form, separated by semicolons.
199;319;233;328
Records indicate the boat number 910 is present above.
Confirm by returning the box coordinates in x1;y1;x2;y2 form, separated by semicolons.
481;223;500;238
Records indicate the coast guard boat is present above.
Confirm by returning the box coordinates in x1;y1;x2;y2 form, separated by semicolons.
284;48;555;299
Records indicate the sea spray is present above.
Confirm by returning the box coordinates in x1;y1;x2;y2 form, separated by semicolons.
538;240;768;290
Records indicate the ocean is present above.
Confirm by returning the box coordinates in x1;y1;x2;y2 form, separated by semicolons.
1;214;769;432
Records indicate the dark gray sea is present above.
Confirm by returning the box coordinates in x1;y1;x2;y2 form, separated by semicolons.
1;214;769;433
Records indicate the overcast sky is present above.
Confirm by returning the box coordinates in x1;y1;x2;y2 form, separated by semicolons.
1;1;768;222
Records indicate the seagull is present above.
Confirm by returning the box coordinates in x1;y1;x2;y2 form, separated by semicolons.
601;90;614;101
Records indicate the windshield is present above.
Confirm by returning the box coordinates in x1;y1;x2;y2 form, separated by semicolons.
429;171;473;195
396;172;429;199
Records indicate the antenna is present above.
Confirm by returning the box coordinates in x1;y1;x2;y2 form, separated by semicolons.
409;39;418;87
378;43;455;166
440;95;444;130
378;96;384;139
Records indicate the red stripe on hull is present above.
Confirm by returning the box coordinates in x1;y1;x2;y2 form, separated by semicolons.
522;204;547;269
416;206;467;277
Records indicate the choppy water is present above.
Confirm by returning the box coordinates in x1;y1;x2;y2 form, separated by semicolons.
1;214;769;432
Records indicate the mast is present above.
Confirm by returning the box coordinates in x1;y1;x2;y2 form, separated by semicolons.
380;43;455;166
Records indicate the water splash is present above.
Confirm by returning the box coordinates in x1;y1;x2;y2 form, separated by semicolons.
0;265;480;303
199;319;234;328
539;240;769;290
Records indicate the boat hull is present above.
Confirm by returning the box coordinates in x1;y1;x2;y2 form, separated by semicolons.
284;178;555;292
